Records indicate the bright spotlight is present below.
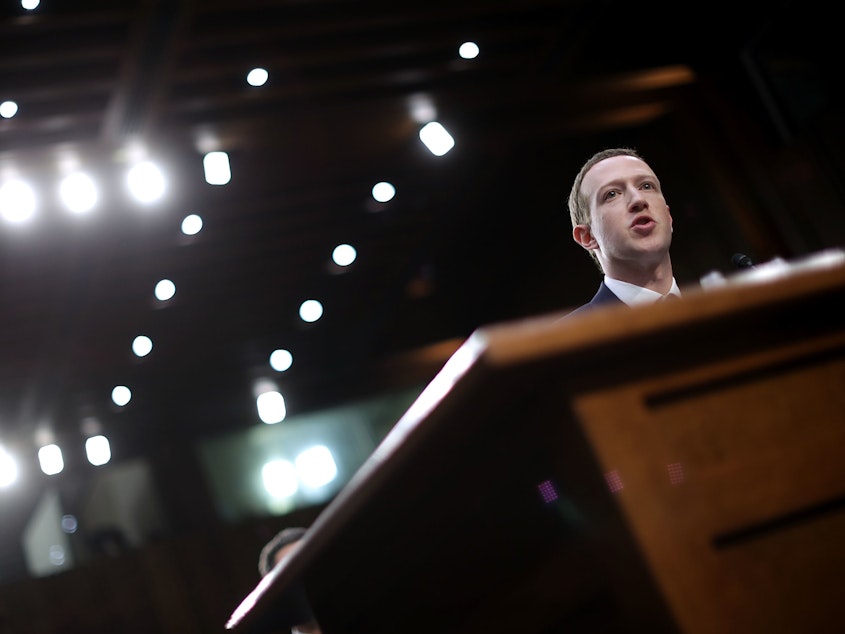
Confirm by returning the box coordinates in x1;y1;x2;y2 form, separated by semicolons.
154;279;176;301
126;160;166;204
295;445;338;488
269;349;293;372
332;244;357;266
59;172;98;214
0;101;18;118
132;335;153;357
371;182;395;202
257;390;286;424
203;151;231;185
419;121;455;156
181;214;203;235
0;179;37;223
85;435;111;466
111;385;132;407
261;459;298;498
299;299;323;323
0;446;18;487
38;444;64;476
459;42;480;59
247;68;269;87
408;94;437;123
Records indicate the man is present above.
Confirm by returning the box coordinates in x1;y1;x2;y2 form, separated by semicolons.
567;147;681;315
258;527;322;634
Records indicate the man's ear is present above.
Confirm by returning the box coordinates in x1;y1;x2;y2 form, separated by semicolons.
573;224;597;250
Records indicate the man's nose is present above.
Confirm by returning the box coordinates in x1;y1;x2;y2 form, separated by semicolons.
627;187;647;210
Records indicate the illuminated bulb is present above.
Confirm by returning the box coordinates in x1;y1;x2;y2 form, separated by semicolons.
420;122;455;156
257;390;286;424
59;172;98;214
247;68;269;86
132;335;153;357
126;160;166;204
269;349;293;372
38;444;64;475
203;151;231;185
371;182;395;202
459;42;479;59
299;300;323;323
85;435;111;466
0;179;37;223
332;244;356;266
0;100;18;118
112;385;131;407
155;279;176;301
181;214;203;235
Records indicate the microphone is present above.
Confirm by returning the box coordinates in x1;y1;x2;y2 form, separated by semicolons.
731;253;755;269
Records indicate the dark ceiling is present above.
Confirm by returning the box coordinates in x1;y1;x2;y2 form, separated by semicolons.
1;0;841;586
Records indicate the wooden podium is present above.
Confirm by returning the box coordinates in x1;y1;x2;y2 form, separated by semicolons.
228;250;845;634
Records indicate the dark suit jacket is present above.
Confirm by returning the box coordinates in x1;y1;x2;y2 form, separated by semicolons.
565;281;623;317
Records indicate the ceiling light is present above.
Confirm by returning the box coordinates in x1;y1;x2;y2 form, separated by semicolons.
371;181;395;202
0;100;18;118
256;390;286;424
419;121;455;156
0;446;17;487
0;179;37;223
85;435;111;466
261;459;297;498
299;299;323;323
459;42;480;59
203;151;231;185
246;68;269;87
181;213;203;235
132;335;153;357
154;279;176;301
269;349;293;372
408;93;436;123
295;445;337;488
126;160;165;204
332;244;356;266
59;172;98;214
38;444;64;476
111;385;132;407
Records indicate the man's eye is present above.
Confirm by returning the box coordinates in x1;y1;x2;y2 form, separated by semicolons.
642;183;653;190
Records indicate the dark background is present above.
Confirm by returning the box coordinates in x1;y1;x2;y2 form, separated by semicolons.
0;0;843;630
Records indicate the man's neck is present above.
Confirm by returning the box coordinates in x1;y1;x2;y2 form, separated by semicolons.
603;258;674;294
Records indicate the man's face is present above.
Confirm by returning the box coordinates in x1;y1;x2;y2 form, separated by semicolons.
577;155;673;273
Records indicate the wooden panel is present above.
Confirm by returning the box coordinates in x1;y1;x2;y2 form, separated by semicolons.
575;332;845;633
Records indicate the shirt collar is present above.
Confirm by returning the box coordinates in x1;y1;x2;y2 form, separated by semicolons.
604;275;681;306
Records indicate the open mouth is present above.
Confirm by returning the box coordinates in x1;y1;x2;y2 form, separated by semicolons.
631;215;654;228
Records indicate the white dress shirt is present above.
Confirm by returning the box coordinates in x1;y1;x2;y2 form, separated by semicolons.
603;275;681;306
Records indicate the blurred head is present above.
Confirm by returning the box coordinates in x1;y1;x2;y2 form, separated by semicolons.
258;526;307;577
257;526;322;634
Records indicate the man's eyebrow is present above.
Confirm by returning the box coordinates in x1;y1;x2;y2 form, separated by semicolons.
595;179;625;194
594;173;660;197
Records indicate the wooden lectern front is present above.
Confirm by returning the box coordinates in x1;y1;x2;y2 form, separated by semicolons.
228;250;845;634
